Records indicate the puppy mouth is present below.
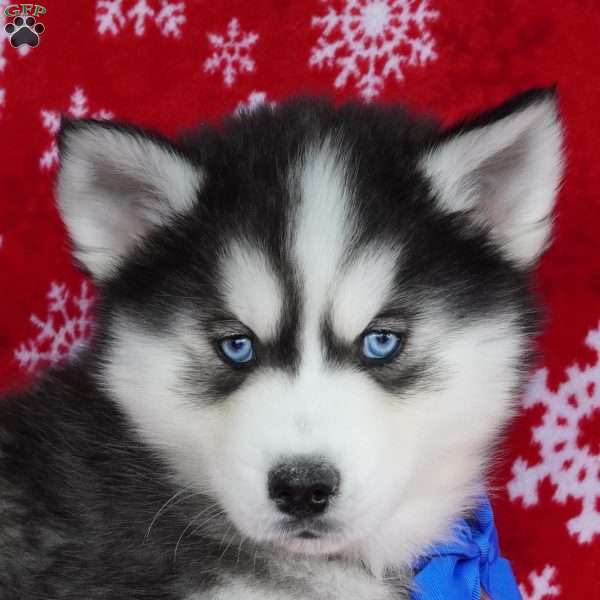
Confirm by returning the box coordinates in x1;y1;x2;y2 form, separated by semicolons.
283;517;334;537
297;530;320;539
270;518;349;554
278;532;349;555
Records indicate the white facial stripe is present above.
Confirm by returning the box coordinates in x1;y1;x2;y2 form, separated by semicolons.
293;138;354;368
221;241;283;340
331;245;400;342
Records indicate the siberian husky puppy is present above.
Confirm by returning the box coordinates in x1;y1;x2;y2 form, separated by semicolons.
0;88;563;599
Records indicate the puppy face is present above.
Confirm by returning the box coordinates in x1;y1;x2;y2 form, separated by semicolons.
57;91;562;572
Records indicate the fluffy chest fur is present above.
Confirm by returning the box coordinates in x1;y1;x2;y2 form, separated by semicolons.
0;90;563;599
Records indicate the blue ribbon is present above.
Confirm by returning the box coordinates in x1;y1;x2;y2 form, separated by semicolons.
412;498;521;600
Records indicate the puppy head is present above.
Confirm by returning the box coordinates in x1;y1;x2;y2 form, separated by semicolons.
57;89;563;572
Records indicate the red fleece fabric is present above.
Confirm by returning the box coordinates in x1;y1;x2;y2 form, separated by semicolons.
0;2;599;598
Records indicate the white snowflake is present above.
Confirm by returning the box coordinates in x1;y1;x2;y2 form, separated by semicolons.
519;565;561;600
96;0;126;34
39;87;114;171
127;0;154;35
310;0;439;101
155;0;186;37
14;281;95;374
204;18;259;87
96;0;186;38
235;91;274;115
508;321;600;544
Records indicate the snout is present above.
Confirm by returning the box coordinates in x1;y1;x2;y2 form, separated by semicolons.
268;458;340;519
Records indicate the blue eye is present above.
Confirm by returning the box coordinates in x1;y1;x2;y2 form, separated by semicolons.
362;330;403;361
219;336;254;366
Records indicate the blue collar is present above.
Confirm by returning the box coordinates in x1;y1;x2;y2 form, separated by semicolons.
411;498;521;600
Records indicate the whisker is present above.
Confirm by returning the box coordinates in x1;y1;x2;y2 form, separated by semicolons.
173;503;222;562
145;486;199;541
188;506;227;538
236;534;246;567
217;524;235;564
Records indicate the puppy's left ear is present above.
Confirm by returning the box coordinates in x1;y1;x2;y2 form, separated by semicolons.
421;88;564;267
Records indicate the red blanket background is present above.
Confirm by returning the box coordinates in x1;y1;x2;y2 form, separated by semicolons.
1;2;599;597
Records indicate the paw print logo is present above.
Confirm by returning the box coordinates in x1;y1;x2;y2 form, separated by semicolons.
4;16;45;48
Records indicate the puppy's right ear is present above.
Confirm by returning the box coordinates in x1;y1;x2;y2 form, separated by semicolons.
57;119;204;282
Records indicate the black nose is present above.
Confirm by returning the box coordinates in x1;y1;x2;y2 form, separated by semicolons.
268;459;340;519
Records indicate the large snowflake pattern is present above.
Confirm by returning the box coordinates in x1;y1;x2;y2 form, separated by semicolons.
96;0;186;38
14;282;95;374
204;18;259;87
508;321;600;544
519;565;561;600
310;0;439;101
39;87;113;171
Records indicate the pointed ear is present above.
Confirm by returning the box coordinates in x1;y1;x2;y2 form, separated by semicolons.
421;88;564;266
56;119;204;281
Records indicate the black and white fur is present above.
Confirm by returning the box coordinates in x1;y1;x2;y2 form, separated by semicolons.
0;89;563;599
